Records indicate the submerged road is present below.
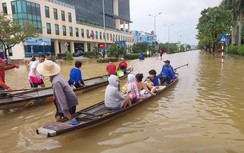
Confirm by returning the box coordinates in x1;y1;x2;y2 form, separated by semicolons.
0;50;244;153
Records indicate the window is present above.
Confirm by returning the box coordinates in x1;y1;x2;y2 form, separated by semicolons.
86;29;89;38
68;12;72;22
100;32;102;40
46;23;51;34
61;10;65;21
45;6;49;18
11;1;42;33
62;25;66;36
69;26;73;36
2;3;7;14
55;24;59;35
53;8;58;20
107;33;109;41
95;31;98;39
81;29;84;38
75;28;79;37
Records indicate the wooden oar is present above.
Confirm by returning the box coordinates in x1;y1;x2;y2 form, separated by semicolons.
174;63;189;71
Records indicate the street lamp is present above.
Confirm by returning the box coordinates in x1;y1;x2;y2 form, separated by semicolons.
148;12;162;40
102;0;107;58
164;24;174;43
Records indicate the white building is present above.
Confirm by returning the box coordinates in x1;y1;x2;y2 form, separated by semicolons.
0;0;133;59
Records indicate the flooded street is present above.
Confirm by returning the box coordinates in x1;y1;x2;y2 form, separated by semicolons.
1;50;244;153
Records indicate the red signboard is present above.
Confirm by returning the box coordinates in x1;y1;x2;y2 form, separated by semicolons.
99;43;104;49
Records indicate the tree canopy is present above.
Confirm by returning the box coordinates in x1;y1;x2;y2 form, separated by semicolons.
0;13;39;58
196;6;233;52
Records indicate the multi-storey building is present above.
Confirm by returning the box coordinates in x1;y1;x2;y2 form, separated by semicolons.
131;30;156;46
0;0;133;59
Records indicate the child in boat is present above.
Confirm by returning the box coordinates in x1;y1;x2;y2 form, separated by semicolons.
105;75;131;110
135;73;156;99
121;74;140;102
145;77;154;89
148;69;159;93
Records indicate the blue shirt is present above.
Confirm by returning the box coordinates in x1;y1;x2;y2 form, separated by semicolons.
151;77;159;86
69;68;82;84
160;65;176;80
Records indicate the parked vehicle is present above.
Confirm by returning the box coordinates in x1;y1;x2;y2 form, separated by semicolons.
73;50;84;57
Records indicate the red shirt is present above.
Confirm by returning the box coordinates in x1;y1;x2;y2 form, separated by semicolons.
159;50;163;56
118;61;128;69
106;62;116;76
0;65;15;89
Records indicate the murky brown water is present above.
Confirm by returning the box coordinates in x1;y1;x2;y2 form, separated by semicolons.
1;51;244;153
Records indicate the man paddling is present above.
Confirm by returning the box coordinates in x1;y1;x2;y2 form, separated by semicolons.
157;60;176;85
37;60;78;122
0;58;19;92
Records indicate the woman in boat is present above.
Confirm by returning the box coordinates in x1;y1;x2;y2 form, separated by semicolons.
68;61;84;89
105;75;131;110
135;73;156;98
37;60;78;122
121;74;140;102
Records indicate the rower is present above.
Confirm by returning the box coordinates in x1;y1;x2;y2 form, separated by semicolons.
0;58;19;92
37;60;78;122
157;60;176;85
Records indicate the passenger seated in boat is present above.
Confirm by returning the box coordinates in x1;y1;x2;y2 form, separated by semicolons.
145;77;154;89
147;69;159;93
105;75;131;110
117;58;128;74
121;74;140;103
68;61;85;89
135;73;156;99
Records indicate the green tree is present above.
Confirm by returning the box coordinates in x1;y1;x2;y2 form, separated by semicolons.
221;0;244;45
196;6;233;53
0;13;39;60
132;42;148;53
107;43;126;59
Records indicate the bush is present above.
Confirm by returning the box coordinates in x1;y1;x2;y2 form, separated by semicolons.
83;52;94;58
64;53;73;60
57;53;66;58
229;45;238;54
124;53;147;60
97;58;118;63
238;45;244;56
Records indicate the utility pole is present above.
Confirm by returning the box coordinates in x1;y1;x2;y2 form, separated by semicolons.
148;12;162;47
102;0;107;57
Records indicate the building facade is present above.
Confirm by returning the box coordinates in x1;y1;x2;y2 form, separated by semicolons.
131;30;156;46
0;0;133;59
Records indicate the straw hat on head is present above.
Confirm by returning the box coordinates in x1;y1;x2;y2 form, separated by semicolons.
37;60;60;76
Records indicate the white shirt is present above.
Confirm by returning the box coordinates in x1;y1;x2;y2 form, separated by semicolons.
28;60;42;78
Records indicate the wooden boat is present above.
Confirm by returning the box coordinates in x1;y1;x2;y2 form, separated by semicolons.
36;73;179;138
0;67;133;110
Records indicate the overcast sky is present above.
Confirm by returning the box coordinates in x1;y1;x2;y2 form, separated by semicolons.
130;0;222;45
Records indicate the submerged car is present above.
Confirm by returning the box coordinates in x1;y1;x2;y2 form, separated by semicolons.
73;50;84;57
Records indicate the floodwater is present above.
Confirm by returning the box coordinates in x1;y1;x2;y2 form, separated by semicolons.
1;50;244;153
